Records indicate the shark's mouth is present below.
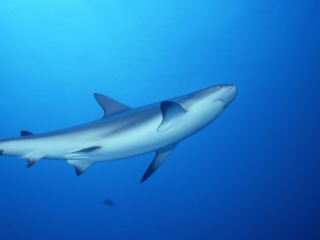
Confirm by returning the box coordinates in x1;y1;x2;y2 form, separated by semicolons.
213;99;226;108
211;100;226;118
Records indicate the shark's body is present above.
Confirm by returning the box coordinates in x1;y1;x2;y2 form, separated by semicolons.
0;84;237;182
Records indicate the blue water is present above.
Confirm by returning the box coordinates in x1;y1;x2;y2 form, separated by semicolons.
1;1;319;239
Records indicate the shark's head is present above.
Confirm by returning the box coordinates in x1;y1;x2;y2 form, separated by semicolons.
157;83;237;137
162;84;238;133
177;84;237;109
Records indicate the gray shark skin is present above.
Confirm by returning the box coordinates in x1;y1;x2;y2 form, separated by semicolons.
0;84;237;182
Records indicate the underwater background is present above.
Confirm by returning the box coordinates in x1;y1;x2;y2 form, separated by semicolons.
1;0;319;239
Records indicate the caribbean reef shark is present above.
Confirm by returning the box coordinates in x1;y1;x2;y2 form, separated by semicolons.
0;84;237;182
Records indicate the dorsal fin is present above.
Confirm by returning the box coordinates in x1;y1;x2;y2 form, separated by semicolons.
157;101;186;132
20;130;34;136
94;93;131;118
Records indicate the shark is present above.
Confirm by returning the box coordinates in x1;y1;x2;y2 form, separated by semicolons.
0;84;237;182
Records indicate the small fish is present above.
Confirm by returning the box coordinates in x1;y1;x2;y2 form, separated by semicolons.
103;199;115;207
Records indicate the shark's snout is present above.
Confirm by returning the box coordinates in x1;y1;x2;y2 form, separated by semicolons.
228;85;238;99
218;85;237;106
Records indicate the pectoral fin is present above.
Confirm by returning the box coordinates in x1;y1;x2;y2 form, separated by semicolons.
157;101;186;132
141;142;178;183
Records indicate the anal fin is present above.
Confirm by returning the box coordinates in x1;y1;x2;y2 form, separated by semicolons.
26;157;42;168
21;153;45;168
141;142;178;183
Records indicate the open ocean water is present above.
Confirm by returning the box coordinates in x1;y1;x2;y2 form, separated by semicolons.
0;0;319;239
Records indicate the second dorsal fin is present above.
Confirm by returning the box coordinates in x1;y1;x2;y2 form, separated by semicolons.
20;130;34;136
94;93;131;118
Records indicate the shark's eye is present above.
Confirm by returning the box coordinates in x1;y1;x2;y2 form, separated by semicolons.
217;85;222;90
